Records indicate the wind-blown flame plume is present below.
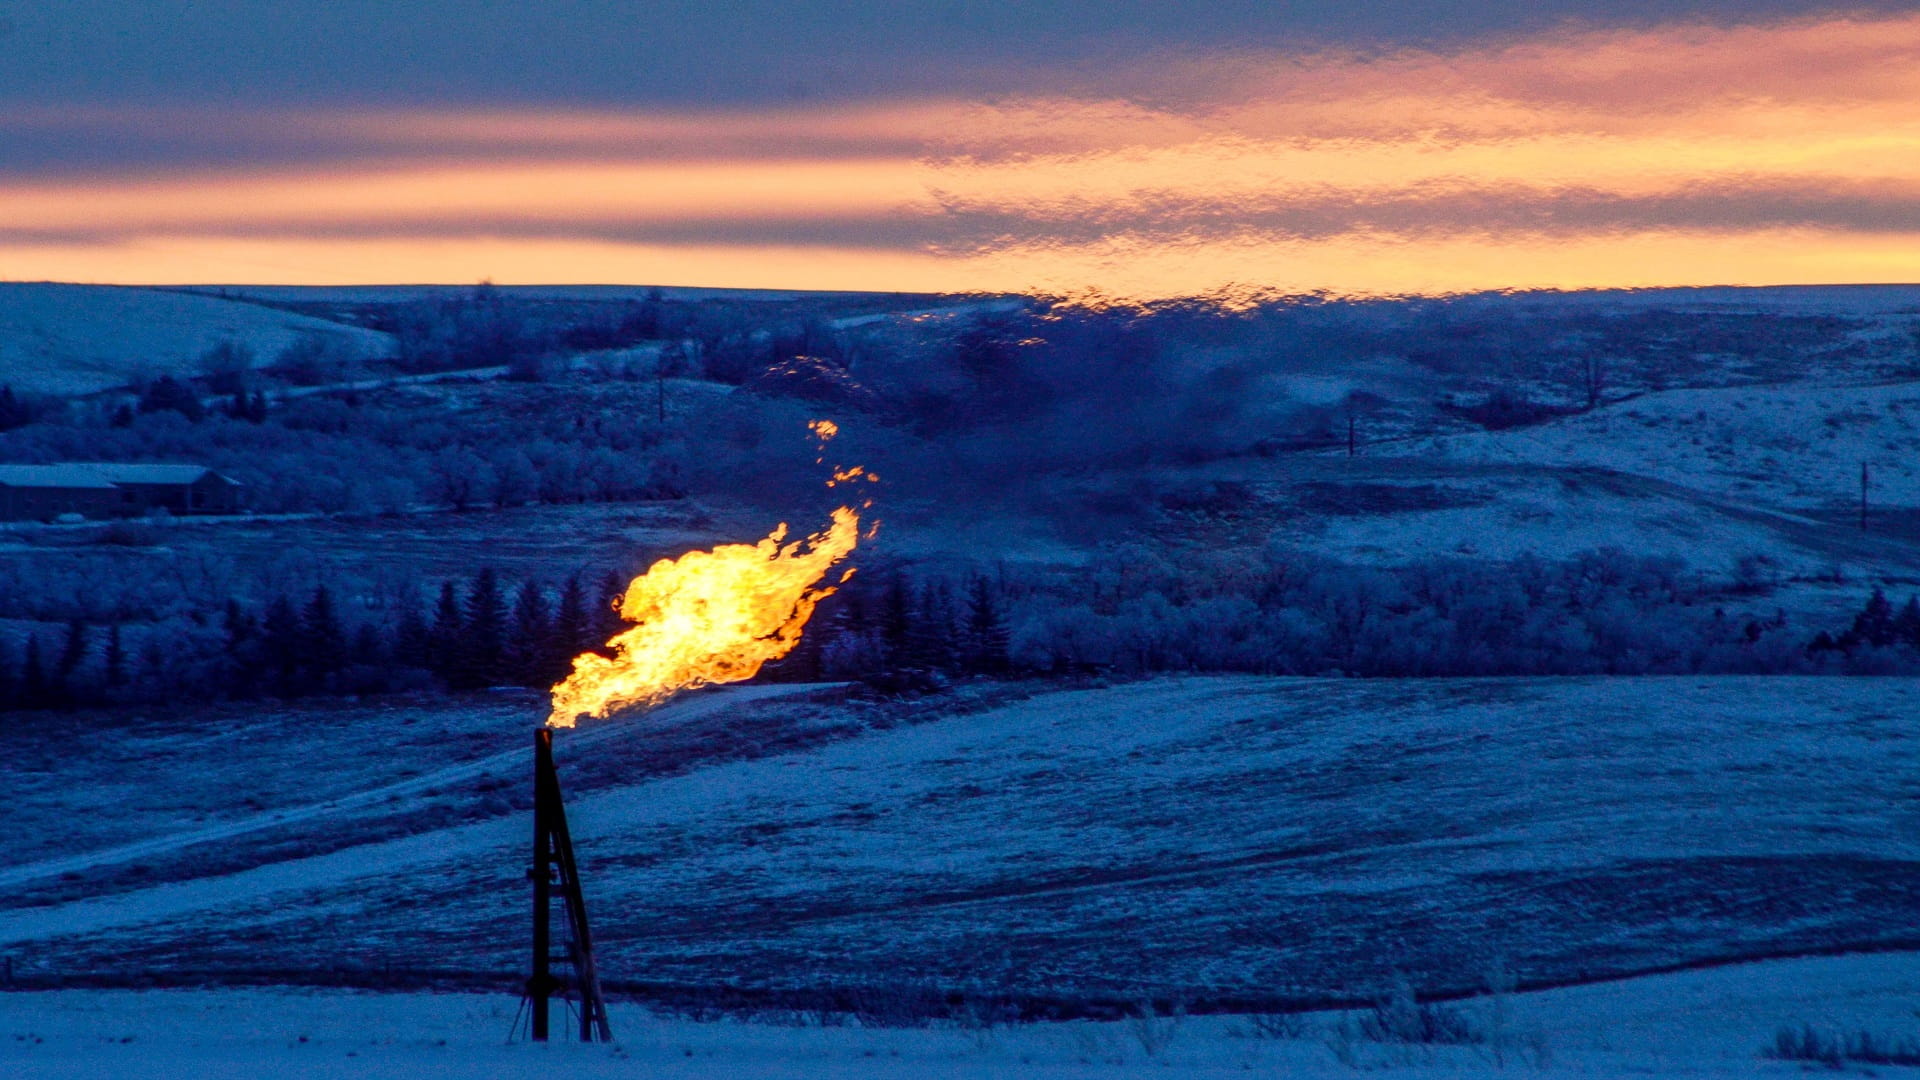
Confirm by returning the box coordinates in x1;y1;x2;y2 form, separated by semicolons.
547;419;873;727
546;506;860;727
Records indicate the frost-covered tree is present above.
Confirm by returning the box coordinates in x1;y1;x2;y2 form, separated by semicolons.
489;448;540;508
137;376;206;423
199;340;257;393
965;575;1011;674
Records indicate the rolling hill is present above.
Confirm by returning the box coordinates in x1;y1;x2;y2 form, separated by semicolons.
0;283;392;396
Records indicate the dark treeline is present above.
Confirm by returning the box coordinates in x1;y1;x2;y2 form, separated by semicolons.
0;564;1014;710
0;570;624;709
7;550;1914;714
1807;588;1920;672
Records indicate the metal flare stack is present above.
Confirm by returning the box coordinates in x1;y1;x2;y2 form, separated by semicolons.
526;727;612;1042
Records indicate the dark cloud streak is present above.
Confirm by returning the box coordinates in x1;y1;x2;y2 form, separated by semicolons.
1;1;1908;109
0;107;927;179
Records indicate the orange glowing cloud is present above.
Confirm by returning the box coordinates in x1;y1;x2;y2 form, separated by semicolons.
4;11;1920;296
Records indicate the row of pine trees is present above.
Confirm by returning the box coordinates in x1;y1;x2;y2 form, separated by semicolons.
0;568;1013;710
1808;588;1920;657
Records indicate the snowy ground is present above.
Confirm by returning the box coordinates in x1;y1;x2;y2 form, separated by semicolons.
5;950;1920;1078
1415;381;1920;513
6;677;1917;1009
0;284;390;395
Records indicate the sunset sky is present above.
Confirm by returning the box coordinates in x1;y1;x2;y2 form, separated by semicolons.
4;1;1919;297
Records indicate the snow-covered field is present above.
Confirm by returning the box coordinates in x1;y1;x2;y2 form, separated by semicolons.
0;284;391;395
5;950;1920;1078
6;677;1916;1008
1418;381;1920;512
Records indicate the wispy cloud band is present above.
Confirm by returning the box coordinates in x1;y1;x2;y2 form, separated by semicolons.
4;10;1919;295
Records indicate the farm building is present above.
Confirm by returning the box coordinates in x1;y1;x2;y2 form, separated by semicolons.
0;463;245;522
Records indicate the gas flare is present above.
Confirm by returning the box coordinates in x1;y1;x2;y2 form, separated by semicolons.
546;507;860;727
547;420;872;727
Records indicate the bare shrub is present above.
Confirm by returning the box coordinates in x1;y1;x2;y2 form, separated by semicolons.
1248;1011;1312;1039
1767;1023;1920;1066
1360;975;1483;1046
1129;998;1184;1059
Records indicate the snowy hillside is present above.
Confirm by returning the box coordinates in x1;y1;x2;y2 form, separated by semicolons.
6;677;1916;1009
1418;381;1920;512
0;284;391;395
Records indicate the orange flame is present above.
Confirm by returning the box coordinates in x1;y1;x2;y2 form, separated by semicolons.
546;506;860;727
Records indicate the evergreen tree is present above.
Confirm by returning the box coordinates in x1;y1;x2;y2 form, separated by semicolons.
461;568;508;688
1897;595;1920;649
430;580;465;682
965;575;1011;674
56;618;90;703
391;587;432;671
261;593;303;695
1846;587;1898;649
839;586;870;641
104;623;128;691
351;623;386;667
508;579;552;685
780;590;828;682
0;634;16;707
223;599;262;698
138;635;170;699
551;574;590;674
594;570;628;652
0;385;34;431
20;634;47;709
908;579;956;672
882;573;914;667
303;585;348;681
835;587;879;678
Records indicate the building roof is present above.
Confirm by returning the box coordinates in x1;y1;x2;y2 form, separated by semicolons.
77;463;223;485
0;463;240;488
0;464;119;489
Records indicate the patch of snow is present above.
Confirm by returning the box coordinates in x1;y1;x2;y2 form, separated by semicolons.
0;284;391;396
